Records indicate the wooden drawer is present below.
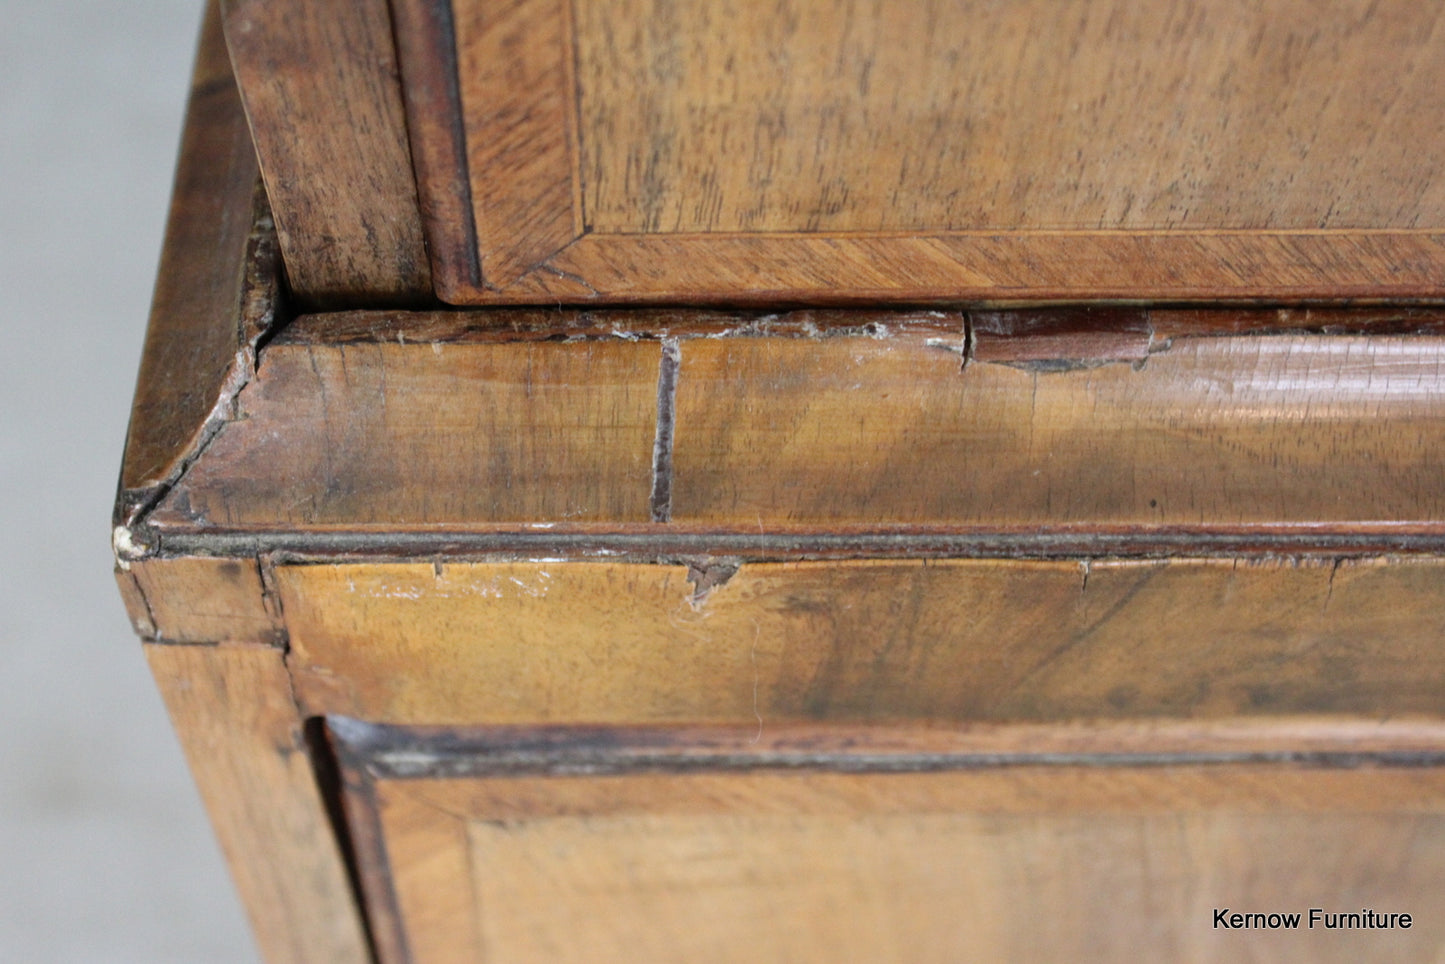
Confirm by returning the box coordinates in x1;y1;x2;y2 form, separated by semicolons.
119;4;1445;961
329;719;1445;963
220;0;1445;306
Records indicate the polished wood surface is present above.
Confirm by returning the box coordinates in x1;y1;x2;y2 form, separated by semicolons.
386;775;1442;962
277;558;1445;727
674;329;1445;528
149;330;660;530
452;0;579;288
142;305;1445;541
389;0;480;295
220;0;431;306
330;721;1445;964
575;0;1443;235
121;6;1445;960
123;557;280;645
117;1;269;522
391;0;1445;304
147;644;368;964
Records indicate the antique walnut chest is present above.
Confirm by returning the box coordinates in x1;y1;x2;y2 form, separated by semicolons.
117;1;1445;960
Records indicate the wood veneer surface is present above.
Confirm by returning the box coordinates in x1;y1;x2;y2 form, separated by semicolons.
391;0;1445;303
329;721;1445;964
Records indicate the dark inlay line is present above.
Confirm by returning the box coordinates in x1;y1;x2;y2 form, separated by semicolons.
148;528;1445;562
649;337;680;522
326;719;1445;782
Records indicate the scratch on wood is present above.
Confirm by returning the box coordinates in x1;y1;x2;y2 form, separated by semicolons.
1324;558;1343;613
116;567;159;637
1014;565;1162;691
538;263;600;297
926;311;972;372
257;553;291;645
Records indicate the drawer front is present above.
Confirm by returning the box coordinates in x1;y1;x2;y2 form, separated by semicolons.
397;0;1445;305
330;720;1445;964
222;0;1445;305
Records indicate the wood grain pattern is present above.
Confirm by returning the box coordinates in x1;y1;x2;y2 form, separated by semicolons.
390;0;482;295
139;308;1445;542
576;0;1445;235
127;556;280;644
673;330;1445;527
114;569;156;640
146;643;368;964
148;333;660;529
129;6;1445;958
341;759;1445;964
278;559;1445;726
536;231;1445;304
345;776;477;964
1146;306;1445;338
452;0;581;288
412;0;1445;303
221;0;431;306
118;0;270;522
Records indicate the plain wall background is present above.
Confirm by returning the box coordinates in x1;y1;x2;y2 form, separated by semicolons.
1;2;257;959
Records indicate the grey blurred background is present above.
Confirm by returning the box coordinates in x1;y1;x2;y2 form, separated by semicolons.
1;2;257;960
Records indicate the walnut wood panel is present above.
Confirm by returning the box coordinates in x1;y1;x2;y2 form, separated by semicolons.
124;556;280;645
390;0;480;294
424;231;1445;305
537;232;1445;304
404;0;1445;303
118;0;269;522
146;644;368;963
574;0;1445;235
147;334;660;530
453;0;581;288
114;569;156;640
138;306;1445;542
403;776;1445;963
221;0;431;306
328;722;1445;964
672;330;1445;528
277;559;1445;726
338;768;475;964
